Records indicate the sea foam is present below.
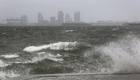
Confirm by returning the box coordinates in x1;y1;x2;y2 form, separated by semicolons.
1;54;19;59
23;41;78;53
0;71;20;79
30;52;63;63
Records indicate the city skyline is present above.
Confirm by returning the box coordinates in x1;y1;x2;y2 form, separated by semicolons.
0;0;140;23
4;11;82;26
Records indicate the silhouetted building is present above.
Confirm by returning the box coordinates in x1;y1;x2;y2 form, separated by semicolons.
20;15;28;24
50;16;56;24
6;18;21;25
62;22;91;26
57;11;64;24
6;15;28;25
37;13;49;26
37;13;44;24
74;12;80;23
65;14;72;23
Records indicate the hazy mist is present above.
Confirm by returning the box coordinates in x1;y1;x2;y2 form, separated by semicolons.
0;0;140;22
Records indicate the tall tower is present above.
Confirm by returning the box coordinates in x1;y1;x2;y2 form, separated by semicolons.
37;13;44;24
65;14;72;23
74;11;80;23
20;15;28;24
50;16;56;24
57;11;64;24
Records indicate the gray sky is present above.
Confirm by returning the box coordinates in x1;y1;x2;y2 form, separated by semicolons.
0;0;140;22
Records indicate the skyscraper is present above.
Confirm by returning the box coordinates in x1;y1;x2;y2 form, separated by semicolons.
37;13;44;24
20;15;28;24
57;11;64;24
65;14;72;23
50;16;56;24
6;15;28;25
74;11;80;23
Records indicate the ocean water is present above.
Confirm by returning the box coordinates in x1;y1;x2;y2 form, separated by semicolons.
0;26;140;79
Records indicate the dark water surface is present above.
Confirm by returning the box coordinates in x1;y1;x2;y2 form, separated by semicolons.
0;25;140;79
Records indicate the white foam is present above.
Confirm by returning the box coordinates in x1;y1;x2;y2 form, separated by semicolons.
23;45;49;53
0;60;10;67
95;35;140;73
0;71;20;79
1;54;19;59
23;41;78;53
37;52;46;55
49;41;78;51
65;30;75;32
31;52;63;63
0;52;63;64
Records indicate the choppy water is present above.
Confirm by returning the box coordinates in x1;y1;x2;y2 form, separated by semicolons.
0;26;140;79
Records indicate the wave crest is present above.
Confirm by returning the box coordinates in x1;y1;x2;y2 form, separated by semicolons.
23;41;79;53
94;35;140;73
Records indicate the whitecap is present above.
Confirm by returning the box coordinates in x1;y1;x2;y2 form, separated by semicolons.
95;34;140;73
65;30;75;32
31;52;63;63
19;52;63;64
1;54;19;59
48;41;78;51
23;41;78;53
23;45;49;53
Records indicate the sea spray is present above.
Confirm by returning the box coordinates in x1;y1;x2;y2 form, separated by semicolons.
94;34;140;73
84;48;113;73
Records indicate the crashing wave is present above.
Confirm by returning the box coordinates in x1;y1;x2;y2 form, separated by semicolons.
94;35;140;73
23;41;79;53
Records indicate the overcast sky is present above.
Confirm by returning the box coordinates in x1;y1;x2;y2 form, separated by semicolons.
0;0;140;22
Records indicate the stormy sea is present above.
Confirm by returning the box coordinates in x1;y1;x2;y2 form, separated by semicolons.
0;25;140;79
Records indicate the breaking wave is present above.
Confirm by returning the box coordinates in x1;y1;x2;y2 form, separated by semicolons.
94;34;140;73
0;41;80;67
22;41;81;63
2;37;140;79
23;41;79;53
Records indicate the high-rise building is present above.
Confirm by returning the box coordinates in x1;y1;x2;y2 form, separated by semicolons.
65;14;72;23
74;11;80;23
20;15;28;24
37;13;44;24
6;15;28;25
6;18;21;25
50;16;56;24
57;11;64;24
